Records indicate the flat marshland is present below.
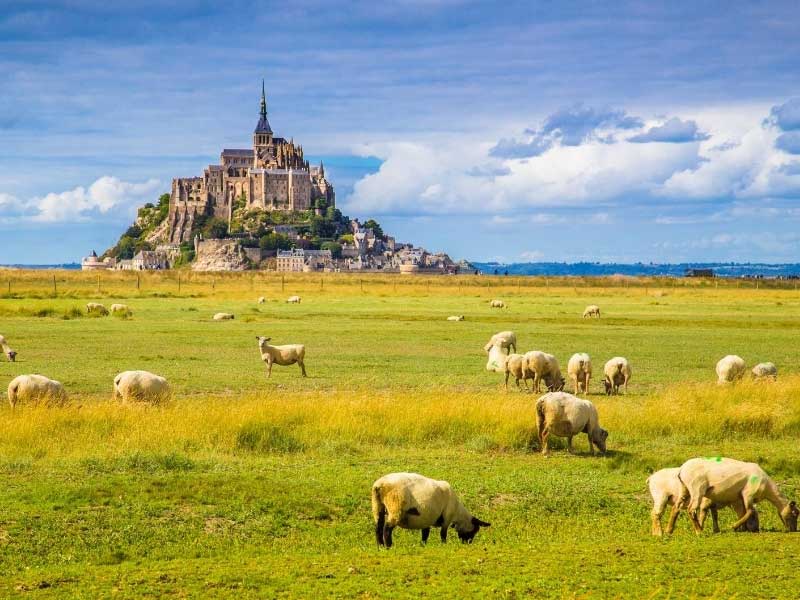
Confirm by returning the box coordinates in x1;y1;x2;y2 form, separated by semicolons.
0;271;799;598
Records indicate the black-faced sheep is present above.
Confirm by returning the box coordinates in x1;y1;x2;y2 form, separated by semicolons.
86;302;109;316
0;334;17;362
535;391;608;456
602;357;631;395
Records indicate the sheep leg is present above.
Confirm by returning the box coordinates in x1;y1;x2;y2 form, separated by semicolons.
440;526;448;543
710;506;720;533
533;373;541;393
421;528;430;545
382;525;395;548
375;508;386;546
298;359;307;377
566;436;574;453
665;501;683;534
504;371;510;391
730;507;756;532
651;497;667;536
266;360;273;378
573;376;579;395
586;433;594;455
540;430;550;456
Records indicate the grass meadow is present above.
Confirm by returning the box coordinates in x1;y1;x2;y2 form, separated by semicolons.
0;270;799;598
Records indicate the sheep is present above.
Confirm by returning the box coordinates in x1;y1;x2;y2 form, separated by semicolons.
716;355;746;384
257;296;266;304
647;467;759;536
525;351;565;393
113;370;171;403
86;302;109;316
255;336;307;378
567;353;592;395
602;357;631;395
489;299;506;309
7;374;67;408
485;342;508;373
582;304;600;318
286;295;302;304
483;331;517;354
535;391;608;455
677;457;799;534
110;303;132;317
0;334;17;362
751;362;777;380
371;472;491;548
213;312;235;321
446;315;465;321
503;353;530;391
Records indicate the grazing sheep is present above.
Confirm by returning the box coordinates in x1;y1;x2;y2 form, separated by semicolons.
113;370;171;403
485;342;508;373
7;374;67;408
678;457;798;534
371;472;491;548
286;295;302;304
447;315;465;321
257;296;266;304
535;391;608;455
86;302;109;316
647;467;759;536
716;355;746;384
504;353;531;391
256;336;307;378
213;312;235;321
567;353;592;395
110;303;132;316
489;299;506;309
751;362;777;380
602;357;631;395
525;351;565;393
0;334;17;362
582;305;600;318
483;331;517;354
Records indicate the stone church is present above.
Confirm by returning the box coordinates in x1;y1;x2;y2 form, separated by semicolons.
168;82;335;243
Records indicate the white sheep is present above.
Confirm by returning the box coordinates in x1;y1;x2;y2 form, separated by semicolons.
7;374;67;408
489;299;506;309
256;336;307;378
213;312;235;321
110;303;132;317
716;355;746;384
582;304;600;318
647;467;759;536
485;342;508;373
113;370;171;403
483;331;517;354
602;357;631;395
446;315;465;321
567;353;592;395
503;353;531;390
535;391;608;455
257;296;266;304
525;351;564;393
678;457;799;534
286;295;302;304
86;302;109;316
751;362;777;379
0;334;17;362
371;472;491;547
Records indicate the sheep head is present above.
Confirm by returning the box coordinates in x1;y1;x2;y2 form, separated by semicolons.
603;379;613;395
457;517;491;543
781;501;799;532
255;336;272;347
6;350;16;362
592;427;609;454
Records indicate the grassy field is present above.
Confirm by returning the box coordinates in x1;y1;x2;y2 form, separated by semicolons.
0;270;799;598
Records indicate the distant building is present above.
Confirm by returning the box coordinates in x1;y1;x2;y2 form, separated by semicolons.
276;249;333;272
81;250;116;271
132;250;169;270
685;268;715;278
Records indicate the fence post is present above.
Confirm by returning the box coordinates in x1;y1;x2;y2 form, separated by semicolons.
281;274;285;292
52;274;57;296
7;280;10;295
360;279;363;293
97;274;101;294
320;277;323;291
178;274;181;294
136;274;140;290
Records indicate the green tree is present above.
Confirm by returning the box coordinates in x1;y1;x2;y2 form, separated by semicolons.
203;217;229;239
363;219;384;240
320;241;342;258
338;233;354;244
259;232;291;251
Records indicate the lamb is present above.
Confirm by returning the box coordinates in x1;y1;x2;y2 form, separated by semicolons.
582;304;600;318
485;342;508;373
213;312;235;321
86;302;109;316
113;370;171;403
110;303;132;316
0;334;17;362
677;457;799;534
525;351;565;393
7;374;67;408
602;357;631;395
483;331;517;354
751;362;777;380
504;353;531;390
647;467;759;536
716;355;746;384
446;315;465;321
256;336;307;378
489;299;506;309
286;295;302;303
257;296;266;304
371;472;491;548
567;353;592;395
535;391;608;455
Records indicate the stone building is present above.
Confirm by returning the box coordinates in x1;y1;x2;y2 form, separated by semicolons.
168;82;335;243
81;250;116;271
276;249;333;272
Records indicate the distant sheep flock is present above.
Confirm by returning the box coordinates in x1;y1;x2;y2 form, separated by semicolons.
0;293;793;548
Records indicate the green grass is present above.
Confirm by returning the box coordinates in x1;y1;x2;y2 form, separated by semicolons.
0;272;799;598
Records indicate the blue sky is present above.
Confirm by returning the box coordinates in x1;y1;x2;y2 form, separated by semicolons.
2;1;800;263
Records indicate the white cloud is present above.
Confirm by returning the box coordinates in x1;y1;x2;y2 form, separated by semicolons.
520;250;544;260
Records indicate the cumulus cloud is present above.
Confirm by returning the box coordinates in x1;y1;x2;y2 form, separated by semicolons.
768;98;800;131
628;117;710;143
775;131;800;155
0;177;162;224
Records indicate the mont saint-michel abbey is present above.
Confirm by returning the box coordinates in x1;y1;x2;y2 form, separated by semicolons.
168;83;335;243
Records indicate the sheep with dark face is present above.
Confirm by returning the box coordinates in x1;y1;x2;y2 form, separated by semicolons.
525;351;564;392
751;362;777;380
535;392;608;456
86;302;109;316
255;336;307;378
603;357;631;395
371;472;490;548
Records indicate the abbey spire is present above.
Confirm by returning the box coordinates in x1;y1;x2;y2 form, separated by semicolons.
254;79;272;135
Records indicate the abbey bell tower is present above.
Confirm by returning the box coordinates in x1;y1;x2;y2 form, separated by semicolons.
253;80;273;167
